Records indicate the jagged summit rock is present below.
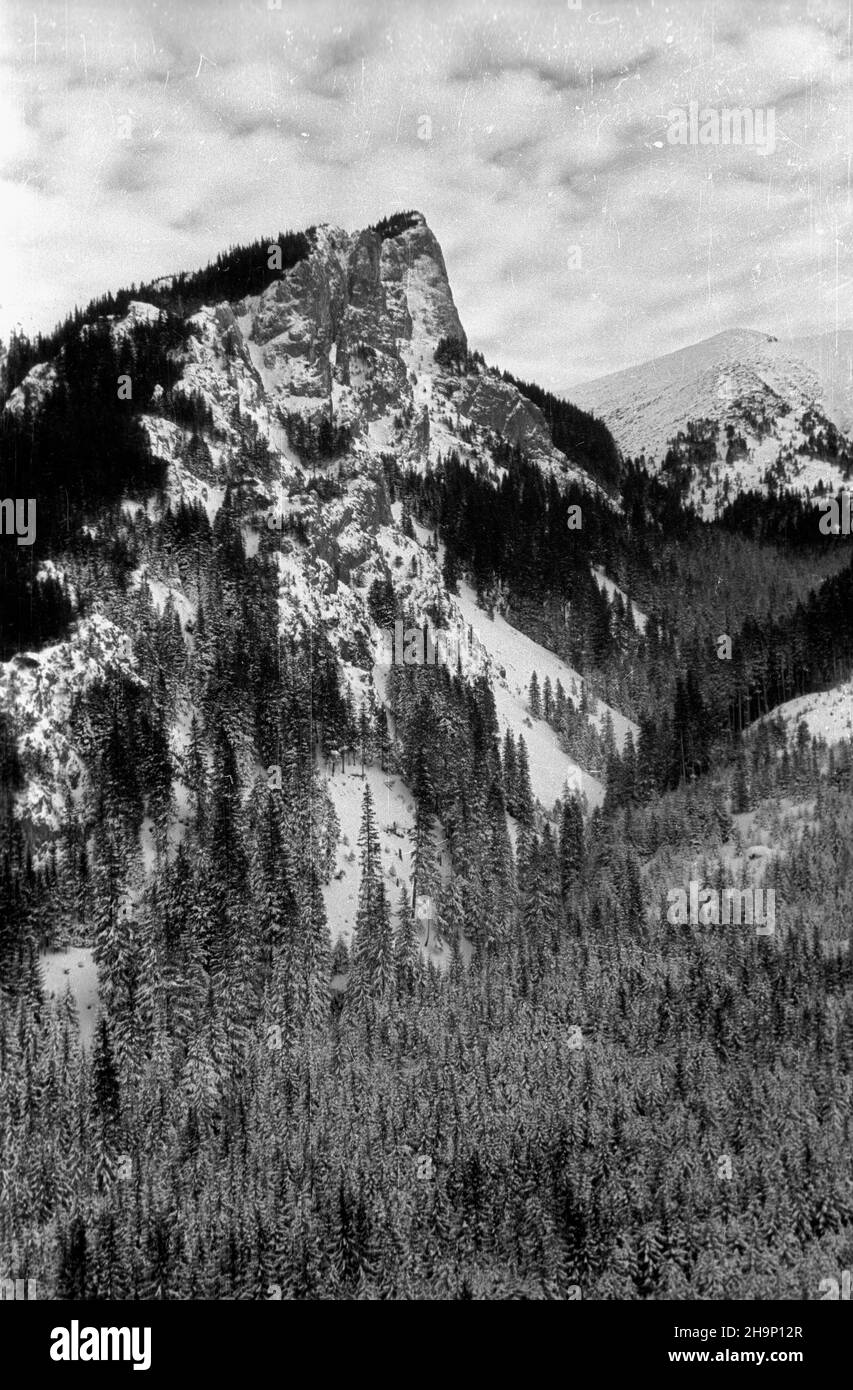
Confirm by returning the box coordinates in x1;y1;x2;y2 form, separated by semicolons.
233;213;465;424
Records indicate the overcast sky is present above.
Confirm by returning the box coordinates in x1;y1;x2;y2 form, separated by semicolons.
1;0;851;389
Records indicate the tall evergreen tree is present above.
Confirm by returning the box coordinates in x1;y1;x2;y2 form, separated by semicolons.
515;736;535;827
349;784;393;1006
528;671;542;717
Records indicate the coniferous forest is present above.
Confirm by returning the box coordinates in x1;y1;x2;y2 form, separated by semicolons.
1;221;852;1306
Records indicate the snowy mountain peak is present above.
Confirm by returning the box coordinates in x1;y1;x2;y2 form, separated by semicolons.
569;328;853;515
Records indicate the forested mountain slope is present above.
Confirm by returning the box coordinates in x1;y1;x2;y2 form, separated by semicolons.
0;213;850;1300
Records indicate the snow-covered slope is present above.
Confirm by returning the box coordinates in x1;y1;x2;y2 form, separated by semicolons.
754;681;853;747
40;948;99;1048
0;616;141;841
2;211;645;942
787;332;853;436
454;580;637;810
569;329;853;514
319;758;455;966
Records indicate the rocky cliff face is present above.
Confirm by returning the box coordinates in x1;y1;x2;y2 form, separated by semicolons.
220;211;585;478
228;215;465;426
1;212;606;866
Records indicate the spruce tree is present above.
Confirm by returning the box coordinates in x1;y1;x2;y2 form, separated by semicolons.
515;736;535;826
542;675;553;723
410;798;438;913
559;793;584;902
394;884;420;987
502;729;517;811
349;784;393;1005
529;671;541;717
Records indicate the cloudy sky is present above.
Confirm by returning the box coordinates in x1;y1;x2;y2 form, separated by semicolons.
1;0;851;388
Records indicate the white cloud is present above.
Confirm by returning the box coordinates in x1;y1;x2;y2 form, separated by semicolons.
1;0;850;389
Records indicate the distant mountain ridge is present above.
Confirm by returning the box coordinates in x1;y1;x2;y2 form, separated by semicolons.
568;328;853;515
